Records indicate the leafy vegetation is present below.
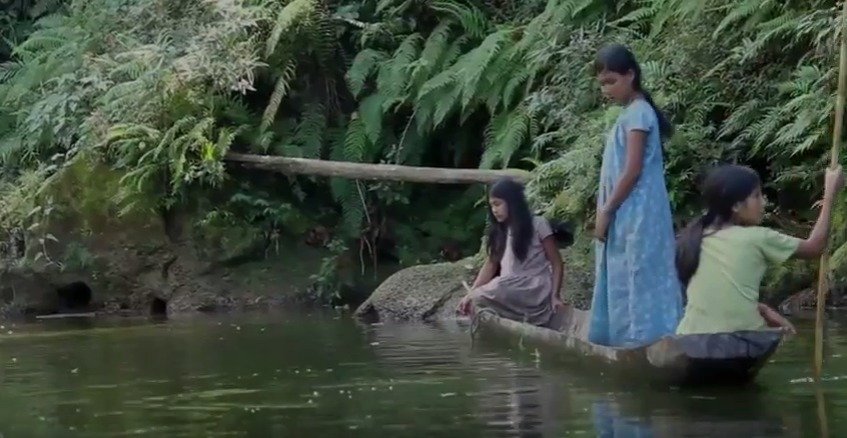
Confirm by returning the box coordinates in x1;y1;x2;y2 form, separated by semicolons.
1;0;846;303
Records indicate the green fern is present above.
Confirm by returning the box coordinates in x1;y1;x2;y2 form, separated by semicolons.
455;29;511;111
292;102;326;158
330;120;366;237
430;0;490;40
266;0;317;58
375;33;424;107
480;104;533;169
407;21;454;92
359;94;386;146
342;116;367;163
347;49;388;97
309;1;338;71
6;0;847;299
261;59;297;133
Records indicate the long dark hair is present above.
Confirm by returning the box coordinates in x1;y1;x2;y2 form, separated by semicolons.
594;44;673;140
487;178;534;263
676;165;761;287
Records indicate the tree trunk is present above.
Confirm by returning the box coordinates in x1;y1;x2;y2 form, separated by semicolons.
225;153;531;184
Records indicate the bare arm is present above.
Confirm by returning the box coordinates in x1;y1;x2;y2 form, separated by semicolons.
792;166;845;259
757;303;796;334
541;235;564;302
602;130;646;214
471;257;498;288
793;191;837;259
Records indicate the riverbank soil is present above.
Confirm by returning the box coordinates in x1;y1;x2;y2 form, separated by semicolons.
0;207;334;319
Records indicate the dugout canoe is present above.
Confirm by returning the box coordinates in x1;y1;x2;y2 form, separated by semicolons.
470;306;785;387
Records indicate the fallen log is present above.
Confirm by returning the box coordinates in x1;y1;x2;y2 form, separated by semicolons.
225;152;531;184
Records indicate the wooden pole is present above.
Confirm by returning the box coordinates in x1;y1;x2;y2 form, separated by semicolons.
814;375;829;437
814;0;847;378
224;152;531;184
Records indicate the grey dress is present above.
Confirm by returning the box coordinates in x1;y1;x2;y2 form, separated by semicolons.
472;216;556;326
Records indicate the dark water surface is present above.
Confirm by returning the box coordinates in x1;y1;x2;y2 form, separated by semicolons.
0;310;844;436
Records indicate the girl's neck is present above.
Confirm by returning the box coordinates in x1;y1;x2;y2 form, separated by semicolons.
705;216;732;233
706;218;749;233
624;91;643;105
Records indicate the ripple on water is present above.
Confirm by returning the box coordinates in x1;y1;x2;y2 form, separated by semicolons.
0;313;845;436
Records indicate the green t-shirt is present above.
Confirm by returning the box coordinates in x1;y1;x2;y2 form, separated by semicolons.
675;226;801;335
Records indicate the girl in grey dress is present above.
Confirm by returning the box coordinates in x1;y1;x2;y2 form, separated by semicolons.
457;178;565;326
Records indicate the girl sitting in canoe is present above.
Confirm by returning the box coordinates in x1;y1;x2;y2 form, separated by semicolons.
675;164;844;335
588;44;683;347
456;178;565;327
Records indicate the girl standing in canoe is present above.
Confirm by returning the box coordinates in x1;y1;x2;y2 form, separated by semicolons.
675;165;844;335
457;178;565;327
589;44;682;347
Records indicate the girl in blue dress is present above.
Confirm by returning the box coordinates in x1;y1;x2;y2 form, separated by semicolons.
588;44;682;347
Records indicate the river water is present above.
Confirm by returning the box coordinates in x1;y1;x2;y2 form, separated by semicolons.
0;310;844;437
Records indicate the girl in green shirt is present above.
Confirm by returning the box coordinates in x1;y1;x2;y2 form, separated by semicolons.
675;164;844;335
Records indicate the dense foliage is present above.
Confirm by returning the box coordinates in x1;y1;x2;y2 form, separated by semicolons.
2;0;846;301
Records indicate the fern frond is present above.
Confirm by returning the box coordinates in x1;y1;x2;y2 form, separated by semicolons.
347;49;388;97
408;21;454;93
713;0;775;39
261;59;297;132
480;105;532;169
415;70;459;130
376;33;424;101
266;0;317;58
310;3;338;71
330;177;364;237
431;83;463;129
212;125;240;161
454;29;511;110
376;0;412;14
430;0;490;40
358;94;386;146
293;103;326;158
342;116;367;162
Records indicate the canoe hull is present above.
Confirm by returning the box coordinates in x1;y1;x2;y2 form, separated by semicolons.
472;307;783;387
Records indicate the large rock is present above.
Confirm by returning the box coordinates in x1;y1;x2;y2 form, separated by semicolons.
354;258;480;321
354;237;596;322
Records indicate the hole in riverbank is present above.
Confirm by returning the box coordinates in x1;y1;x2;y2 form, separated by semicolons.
150;297;167;316
56;281;92;312
1;287;14;304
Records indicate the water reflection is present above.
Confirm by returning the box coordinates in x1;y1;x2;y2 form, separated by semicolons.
0;312;842;436
814;378;830;438
368;319;810;437
592;400;654;437
366;320;572;436
591;391;807;438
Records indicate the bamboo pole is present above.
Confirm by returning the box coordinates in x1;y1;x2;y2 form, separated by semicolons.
814;0;847;378
814;375;829;437
224;152;531;184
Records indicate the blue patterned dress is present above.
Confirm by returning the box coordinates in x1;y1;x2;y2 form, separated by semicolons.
587;98;683;347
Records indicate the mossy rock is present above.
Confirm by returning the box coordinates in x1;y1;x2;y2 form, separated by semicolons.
354;237;598;321
354;258;480;321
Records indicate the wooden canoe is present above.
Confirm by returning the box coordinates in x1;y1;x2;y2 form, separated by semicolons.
470;306;785;387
